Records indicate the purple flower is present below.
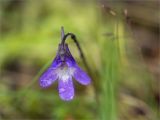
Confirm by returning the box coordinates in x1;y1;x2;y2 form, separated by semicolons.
39;43;91;101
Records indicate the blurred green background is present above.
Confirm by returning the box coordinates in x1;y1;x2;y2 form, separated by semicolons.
0;0;159;120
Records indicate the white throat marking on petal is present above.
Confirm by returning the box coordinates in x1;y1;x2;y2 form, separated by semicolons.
56;65;75;82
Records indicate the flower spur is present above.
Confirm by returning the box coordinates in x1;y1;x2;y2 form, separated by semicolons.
39;27;91;101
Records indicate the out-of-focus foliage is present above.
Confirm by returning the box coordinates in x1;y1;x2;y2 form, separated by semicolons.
0;0;159;120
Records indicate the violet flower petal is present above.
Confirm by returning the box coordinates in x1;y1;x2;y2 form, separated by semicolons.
65;44;76;67
58;77;74;101
51;55;61;68
51;44;76;68
73;65;91;85
40;68;58;88
65;56;76;67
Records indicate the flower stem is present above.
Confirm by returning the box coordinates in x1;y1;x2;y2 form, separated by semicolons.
60;27;90;72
